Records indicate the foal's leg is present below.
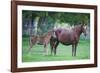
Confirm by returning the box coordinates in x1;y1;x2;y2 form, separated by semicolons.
50;37;57;55
54;41;59;55
28;38;35;53
29;42;34;53
28;37;32;52
28;39;33;52
44;44;48;56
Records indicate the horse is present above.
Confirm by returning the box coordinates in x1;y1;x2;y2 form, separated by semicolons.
50;24;87;56
28;30;54;55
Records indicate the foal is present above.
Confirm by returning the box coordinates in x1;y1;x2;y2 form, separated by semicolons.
28;31;54;55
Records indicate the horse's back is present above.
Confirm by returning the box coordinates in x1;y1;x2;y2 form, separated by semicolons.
55;28;77;45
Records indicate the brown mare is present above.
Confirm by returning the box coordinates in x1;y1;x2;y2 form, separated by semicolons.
50;24;87;56
29;30;54;55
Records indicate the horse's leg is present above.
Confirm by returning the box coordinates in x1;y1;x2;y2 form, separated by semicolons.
72;44;75;56
50;38;54;55
74;43;78;56
54;41;59;55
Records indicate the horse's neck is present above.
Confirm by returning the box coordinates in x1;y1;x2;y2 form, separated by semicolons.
73;27;82;37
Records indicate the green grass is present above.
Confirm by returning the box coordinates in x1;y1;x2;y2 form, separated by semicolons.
22;37;90;62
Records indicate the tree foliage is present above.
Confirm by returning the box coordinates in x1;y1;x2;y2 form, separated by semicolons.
22;10;90;36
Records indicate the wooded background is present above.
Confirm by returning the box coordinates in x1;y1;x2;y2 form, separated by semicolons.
22;10;90;39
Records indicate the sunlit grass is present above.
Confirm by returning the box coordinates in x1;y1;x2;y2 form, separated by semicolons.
22;37;90;62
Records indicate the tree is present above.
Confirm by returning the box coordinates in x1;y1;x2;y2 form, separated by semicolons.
22;10;90;36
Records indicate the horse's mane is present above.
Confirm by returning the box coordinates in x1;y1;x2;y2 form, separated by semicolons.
72;24;82;30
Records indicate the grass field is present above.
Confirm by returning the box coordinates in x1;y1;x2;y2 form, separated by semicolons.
22;37;90;62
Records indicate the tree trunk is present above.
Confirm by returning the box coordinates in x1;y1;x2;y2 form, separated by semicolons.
33;16;40;35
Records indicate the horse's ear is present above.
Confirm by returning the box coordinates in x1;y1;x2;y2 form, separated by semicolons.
81;24;84;27
84;24;86;26
81;24;85;27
